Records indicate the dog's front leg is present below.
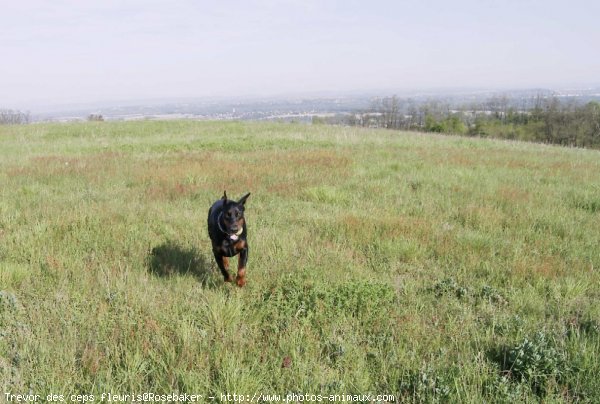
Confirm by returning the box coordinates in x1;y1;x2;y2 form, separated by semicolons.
236;246;248;287
213;251;232;282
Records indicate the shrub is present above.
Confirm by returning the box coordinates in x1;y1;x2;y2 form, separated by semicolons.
398;366;452;401
504;331;570;391
432;278;468;299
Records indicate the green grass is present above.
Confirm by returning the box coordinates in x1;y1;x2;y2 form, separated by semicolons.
1;121;599;402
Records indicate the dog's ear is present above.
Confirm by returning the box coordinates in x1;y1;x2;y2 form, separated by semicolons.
238;192;251;206
221;190;228;202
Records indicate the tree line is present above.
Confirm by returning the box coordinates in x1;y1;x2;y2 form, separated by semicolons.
341;95;600;149
0;109;30;125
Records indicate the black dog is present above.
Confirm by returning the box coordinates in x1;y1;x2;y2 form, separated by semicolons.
207;191;251;287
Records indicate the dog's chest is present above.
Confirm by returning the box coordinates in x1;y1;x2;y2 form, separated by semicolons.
218;237;246;257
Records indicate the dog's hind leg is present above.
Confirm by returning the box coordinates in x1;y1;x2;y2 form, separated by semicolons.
213;252;232;282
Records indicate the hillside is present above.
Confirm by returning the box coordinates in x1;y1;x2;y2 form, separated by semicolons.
1;121;599;402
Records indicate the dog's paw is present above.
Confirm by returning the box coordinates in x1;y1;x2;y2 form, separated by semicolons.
236;275;246;287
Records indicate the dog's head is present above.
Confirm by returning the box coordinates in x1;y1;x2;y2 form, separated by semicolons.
219;191;250;240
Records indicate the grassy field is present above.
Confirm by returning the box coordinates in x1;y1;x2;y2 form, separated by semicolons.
1;120;599;402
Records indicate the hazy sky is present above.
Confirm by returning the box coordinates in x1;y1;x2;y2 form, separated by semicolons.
2;0;599;108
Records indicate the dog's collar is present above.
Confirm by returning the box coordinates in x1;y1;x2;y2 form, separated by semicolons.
217;212;244;239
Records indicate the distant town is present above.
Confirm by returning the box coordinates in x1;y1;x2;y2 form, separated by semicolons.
9;86;600;124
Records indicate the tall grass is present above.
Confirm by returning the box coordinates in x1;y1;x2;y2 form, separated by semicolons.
1;121;599;401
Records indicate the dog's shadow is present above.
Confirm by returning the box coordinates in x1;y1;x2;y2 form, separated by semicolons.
147;241;219;288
